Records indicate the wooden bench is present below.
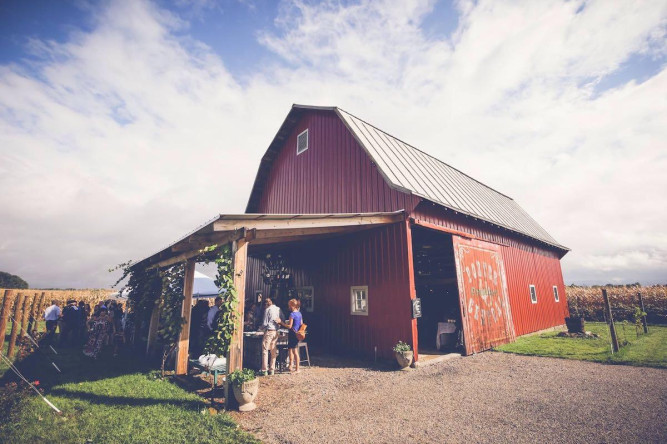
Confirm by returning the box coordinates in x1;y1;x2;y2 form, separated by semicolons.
189;359;227;387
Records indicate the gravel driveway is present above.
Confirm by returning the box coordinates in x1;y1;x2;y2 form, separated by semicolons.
231;352;667;443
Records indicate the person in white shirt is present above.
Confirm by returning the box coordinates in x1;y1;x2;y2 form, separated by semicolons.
260;298;284;376
206;297;223;331
44;300;61;338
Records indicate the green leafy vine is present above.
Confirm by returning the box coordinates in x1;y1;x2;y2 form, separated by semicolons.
203;244;238;358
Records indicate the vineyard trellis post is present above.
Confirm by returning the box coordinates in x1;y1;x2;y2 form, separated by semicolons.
602;289;619;353
637;292;648;333
7;292;25;358
0;290;16;355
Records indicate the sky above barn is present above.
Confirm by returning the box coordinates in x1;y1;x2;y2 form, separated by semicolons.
0;0;665;289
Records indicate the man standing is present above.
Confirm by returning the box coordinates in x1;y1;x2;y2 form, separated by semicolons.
260;297;283;376
206;297;223;332
44;300;61;341
60;299;79;346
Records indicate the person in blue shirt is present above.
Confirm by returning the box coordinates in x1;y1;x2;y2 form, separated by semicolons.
279;298;303;373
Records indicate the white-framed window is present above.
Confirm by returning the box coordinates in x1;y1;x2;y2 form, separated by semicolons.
553;285;559;302
351;286;368;316
529;285;537;304
296;129;309;155
297;286;314;313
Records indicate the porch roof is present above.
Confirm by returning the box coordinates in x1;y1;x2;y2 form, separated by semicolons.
131;211;406;270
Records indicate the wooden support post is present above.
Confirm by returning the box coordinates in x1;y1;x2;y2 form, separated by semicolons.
637;292;649;334
175;259;196;375
602;289;619;353
0;290;16;355
146;302;161;355
33;292;46;334
226;238;248;409
7;292;25;358
19;294;33;339
404;220;419;363
26;293;38;334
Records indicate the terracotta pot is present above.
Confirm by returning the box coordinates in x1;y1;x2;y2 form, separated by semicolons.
394;350;413;370
232;378;259;412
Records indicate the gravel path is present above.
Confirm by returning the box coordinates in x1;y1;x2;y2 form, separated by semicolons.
231;352;667;443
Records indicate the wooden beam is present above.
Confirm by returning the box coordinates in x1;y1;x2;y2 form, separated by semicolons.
170;229;246;253
151;230;246;269
213;213;403;232
226;238;248;409
175;259;196;375
411;218;476;240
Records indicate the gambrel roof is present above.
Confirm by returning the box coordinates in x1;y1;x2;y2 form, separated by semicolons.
246;104;567;252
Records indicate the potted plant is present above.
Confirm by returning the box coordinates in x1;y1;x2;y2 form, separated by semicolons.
229;368;259;412
393;341;413;370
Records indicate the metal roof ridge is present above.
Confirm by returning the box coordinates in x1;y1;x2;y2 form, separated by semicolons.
335;107;514;201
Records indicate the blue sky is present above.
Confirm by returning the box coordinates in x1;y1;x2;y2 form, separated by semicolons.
0;0;665;288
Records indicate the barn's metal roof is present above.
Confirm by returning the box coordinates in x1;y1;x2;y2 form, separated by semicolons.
335;108;566;250
246;104;567;251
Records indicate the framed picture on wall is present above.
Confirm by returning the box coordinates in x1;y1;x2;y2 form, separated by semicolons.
297;286;314;312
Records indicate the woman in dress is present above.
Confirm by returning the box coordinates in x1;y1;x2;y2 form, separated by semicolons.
83;307;114;359
278;298;303;373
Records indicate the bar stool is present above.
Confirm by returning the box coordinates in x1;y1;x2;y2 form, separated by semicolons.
297;341;311;367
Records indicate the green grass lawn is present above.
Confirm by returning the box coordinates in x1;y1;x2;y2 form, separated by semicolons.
0;342;258;443
497;322;667;368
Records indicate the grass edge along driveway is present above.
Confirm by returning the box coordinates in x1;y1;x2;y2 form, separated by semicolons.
496;322;667;368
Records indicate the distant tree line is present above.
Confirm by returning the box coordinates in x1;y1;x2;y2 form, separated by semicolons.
0;271;29;289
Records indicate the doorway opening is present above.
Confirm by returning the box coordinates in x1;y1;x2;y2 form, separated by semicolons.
411;226;463;354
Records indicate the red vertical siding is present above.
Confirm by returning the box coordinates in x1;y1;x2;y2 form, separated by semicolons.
244;223;413;359
255;111;419;214
412;202;569;336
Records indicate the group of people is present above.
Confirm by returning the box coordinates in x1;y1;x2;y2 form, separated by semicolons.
189;293;305;375
258;296;304;376
43;298;129;359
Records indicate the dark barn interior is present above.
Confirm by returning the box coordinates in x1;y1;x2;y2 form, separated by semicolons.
411;226;463;353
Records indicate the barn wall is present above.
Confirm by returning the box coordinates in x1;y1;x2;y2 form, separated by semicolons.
411;202;569;336
255;110;419;214
245;223;414;359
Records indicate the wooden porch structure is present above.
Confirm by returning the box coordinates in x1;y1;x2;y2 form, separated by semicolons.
131;211;405;402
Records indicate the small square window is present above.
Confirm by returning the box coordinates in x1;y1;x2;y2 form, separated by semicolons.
351;286;368;316
297;129;308;155
553;286;559;302
529;285;537;304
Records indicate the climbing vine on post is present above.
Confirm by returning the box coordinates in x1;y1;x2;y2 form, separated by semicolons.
158;263;186;346
203;244;238;358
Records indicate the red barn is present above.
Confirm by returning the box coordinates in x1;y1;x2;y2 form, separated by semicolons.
243;105;569;358
135;104;570;369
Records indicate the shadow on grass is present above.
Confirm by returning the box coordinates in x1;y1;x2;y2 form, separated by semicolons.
48;388;203;409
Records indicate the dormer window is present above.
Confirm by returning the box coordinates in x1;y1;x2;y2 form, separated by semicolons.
297;129;308;155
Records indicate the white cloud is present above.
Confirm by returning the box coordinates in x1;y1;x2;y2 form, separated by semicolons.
0;0;666;287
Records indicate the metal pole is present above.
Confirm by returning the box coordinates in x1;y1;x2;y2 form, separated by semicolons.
602;289;619;353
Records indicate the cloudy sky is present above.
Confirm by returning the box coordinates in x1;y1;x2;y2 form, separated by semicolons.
0;0;665;289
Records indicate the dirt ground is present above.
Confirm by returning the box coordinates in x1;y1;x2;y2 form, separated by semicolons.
230;352;667;443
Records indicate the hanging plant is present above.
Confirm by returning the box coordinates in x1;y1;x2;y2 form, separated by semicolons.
203;244;238;358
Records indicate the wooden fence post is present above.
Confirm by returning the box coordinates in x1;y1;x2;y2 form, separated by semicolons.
7;292;26;358
637;292;649;333
0;290;16;355
18;294;33;340
26;292;38;334
602;289;619;353
32;292;46;334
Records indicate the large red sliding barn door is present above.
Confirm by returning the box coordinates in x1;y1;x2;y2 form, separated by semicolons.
452;236;515;354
